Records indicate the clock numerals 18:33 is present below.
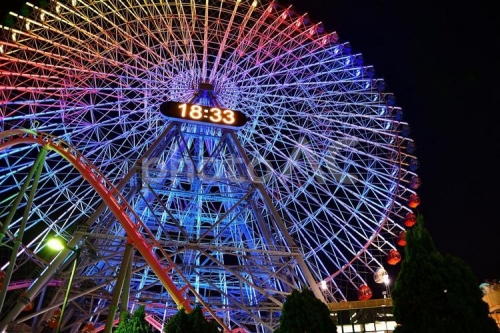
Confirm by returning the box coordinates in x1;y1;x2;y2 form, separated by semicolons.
178;103;235;125
160;101;247;128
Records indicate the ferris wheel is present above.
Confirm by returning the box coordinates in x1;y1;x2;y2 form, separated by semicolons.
0;1;421;332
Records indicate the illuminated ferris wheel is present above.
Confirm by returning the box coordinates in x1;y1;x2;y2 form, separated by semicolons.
0;0;421;332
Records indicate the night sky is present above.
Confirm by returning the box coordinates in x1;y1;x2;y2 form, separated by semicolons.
1;0;499;283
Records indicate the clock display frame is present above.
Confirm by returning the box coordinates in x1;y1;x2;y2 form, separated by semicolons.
160;101;247;128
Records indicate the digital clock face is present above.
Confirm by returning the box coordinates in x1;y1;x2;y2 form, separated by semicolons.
160;101;247;128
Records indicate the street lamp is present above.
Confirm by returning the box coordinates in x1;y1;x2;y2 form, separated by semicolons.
383;273;391;299
47;237;80;333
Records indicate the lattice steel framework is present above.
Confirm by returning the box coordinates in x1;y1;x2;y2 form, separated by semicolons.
0;1;420;332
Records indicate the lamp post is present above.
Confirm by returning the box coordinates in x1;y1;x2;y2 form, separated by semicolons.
383;273;391;299
47;238;80;333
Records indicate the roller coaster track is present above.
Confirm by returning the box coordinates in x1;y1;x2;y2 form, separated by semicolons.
0;128;228;330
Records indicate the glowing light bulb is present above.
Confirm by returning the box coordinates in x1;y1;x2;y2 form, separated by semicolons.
320;280;327;290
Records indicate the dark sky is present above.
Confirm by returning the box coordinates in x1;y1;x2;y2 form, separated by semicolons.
2;1;499;283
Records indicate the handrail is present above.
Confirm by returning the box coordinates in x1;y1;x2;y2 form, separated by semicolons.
327;298;393;311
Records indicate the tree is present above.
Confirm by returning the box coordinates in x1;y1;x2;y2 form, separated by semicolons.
164;306;219;333
114;305;153;333
274;288;337;333
392;214;497;333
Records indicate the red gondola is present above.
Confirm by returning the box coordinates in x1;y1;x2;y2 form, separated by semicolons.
357;284;373;301
408;193;421;208
403;212;417;227
397;231;407;246
387;249;402;265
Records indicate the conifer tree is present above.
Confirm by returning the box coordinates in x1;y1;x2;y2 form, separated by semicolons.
164;306;219;333
114;305;152;333
274;289;337;333
392;214;497;333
